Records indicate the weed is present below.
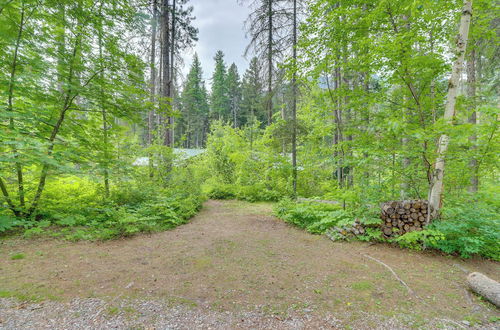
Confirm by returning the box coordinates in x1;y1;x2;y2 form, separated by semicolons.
351;281;374;291
10;253;25;260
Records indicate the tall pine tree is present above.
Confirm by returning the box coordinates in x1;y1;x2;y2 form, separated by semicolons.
210;50;230;122
226;63;242;128
240;57;265;126
180;54;209;148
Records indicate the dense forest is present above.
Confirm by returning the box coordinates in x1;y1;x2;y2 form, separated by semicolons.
0;0;498;260
1;0;500;327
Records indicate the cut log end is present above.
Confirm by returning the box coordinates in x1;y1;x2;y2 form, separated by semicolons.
380;199;434;238
466;272;500;307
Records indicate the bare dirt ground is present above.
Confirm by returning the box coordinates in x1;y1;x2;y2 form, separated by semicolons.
0;200;499;329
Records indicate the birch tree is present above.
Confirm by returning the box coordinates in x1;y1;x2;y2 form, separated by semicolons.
428;0;473;216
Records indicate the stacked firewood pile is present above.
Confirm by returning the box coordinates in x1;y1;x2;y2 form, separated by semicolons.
380;200;433;238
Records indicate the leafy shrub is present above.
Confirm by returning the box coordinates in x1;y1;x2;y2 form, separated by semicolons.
425;204;499;259
357;227;383;242
37;176;101;219
305;210;351;234
205;182;282;202
274;199;350;234
427;219;499;260
236;184;282;202
394;203;499;260
111;184;155;206
203;123;292;201
0;170;205;241
0;215;21;233
395;229;445;251
206;183;237;200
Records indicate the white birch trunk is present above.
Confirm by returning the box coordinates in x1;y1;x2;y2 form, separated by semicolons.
428;1;473;216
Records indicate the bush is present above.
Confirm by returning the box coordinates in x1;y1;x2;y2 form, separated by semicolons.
394;203;499;260
395;229;445;251
205;181;283;202
0;170;205;241
236;184;282;202
305;210;351;234
427;203;499;259
206;183;237;200
37;176;101;220
277;197;499;261
0;215;21;233
427;220;499;260
274;199;350;234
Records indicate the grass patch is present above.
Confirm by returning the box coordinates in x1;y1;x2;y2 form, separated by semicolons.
0;286;62;302
106;306;120;316
10;253;25;260
165;295;198;308
351;281;374;291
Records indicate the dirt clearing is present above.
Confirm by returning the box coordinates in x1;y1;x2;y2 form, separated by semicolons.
0;200;498;329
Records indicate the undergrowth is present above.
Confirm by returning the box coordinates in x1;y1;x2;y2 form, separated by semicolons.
273;199;352;234
274;196;500;261
0;169;205;241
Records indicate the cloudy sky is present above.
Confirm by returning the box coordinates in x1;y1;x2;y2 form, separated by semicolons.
180;0;251;85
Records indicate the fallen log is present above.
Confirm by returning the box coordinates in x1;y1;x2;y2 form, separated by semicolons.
466;272;500;307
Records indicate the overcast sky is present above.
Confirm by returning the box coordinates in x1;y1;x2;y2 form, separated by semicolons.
180;0;251;86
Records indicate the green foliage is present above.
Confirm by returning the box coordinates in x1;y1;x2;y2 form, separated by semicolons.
0;170;204;241
357;228;383;242
207;183;237;200
210;50;230;120
10;253;25;260
0;0;498;266
394;202;499;260
240;57;266;125
427;206;500;260
180;54;210;147
236;184;282;202
274;199;350;234
395;230;445;251
202;122;289;202
0;215;20;233
306;212;350;234
205;182;282;202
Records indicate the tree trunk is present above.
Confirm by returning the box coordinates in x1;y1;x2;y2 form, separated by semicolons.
428;0;472;217
291;0;297;197
401;94;410;199
28;28;85;217
148;0;158;178
334;65;344;188
467;272;500;307
170;0;176;146
98;5;110;198
148;0;157;146
467;47;478;193
267;0;273;125
161;0;172;146
0;177;20;217
7;3;26;212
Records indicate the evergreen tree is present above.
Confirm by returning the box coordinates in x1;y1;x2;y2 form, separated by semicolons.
180;54;209;147
240;57;265;126
226;63;242;128
210;50;230;121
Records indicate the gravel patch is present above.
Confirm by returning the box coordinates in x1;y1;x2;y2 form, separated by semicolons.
1;297;497;329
